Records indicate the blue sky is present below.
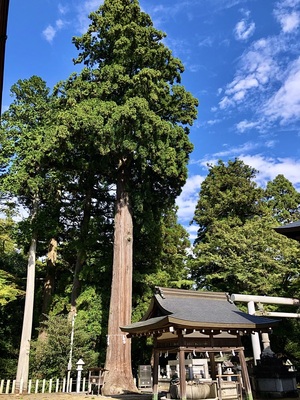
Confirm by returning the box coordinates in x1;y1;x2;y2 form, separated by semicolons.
2;0;300;240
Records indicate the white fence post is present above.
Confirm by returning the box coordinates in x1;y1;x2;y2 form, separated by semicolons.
0;377;73;395
5;379;10;394
28;379;32;394
35;379;39;393
62;377;66;392
42;379;46;393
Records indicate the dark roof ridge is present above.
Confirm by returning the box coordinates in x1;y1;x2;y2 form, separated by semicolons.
155;286;228;300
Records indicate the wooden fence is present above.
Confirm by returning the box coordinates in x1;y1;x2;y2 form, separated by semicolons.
0;377;88;395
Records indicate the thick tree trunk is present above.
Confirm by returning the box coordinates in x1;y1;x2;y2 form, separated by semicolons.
102;165;137;395
38;238;57;341
70;187;92;316
16;215;38;391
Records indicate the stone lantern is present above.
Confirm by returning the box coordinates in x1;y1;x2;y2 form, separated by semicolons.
76;358;85;393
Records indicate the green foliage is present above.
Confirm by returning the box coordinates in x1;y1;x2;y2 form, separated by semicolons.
132;207;193;322
191;158;300;295
191;158;300;363
69;0;198;207
191;216;300;295
0;213;27;378
0;77;54;200
264;174;300;223
0;215;25;306
0;298;24;378
1;0;197;380
0;269;24;306
31;314;98;379
31;287;102;379
193;159;265;244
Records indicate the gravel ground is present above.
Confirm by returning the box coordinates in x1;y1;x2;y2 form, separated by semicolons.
0;393;153;400
0;395;96;400
0;394;98;400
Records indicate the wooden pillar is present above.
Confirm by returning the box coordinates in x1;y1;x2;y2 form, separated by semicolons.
152;346;159;400
179;347;186;400
238;348;253;400
209;352;216;380
209;335;216;380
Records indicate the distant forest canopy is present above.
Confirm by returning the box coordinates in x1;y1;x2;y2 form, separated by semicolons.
1;156;300;378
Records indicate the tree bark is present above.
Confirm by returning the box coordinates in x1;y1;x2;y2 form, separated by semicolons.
38;238;57;341
70;186;92;316
102;164;137;395
16;197;38;391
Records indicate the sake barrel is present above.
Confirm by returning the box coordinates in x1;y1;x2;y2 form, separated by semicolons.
177;383;211;399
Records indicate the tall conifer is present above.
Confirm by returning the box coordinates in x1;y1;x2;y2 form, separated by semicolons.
72;0;198;393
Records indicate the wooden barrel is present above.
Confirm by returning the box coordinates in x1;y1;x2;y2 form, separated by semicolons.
171;383;211;399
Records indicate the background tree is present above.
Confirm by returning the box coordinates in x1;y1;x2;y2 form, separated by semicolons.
31;287;102;379
133;206;193;321
70;0;198;393
191;216;300;296
0;204;27;378
0;76;57;388
52;72;116;318
190;159;300;363
192;159;265;244
264;174;300;223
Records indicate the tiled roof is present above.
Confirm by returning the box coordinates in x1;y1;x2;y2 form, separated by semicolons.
121;287;279;335
274;220;300;241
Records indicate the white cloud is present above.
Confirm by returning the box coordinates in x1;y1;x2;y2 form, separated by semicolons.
198;37;214;47
207;119;221;126
214;141;260;157
42;4;69;43
217;18;300;120
265;140;277;148
234;19;255;41
274;0;300;34
55;19;65;30
58;3;69;15
183;224;199;242
42;25;57;43
176;175;205;222
264;56;300;123
218;37;280;111
241;155;300;189
224;75;259;104
176;155;300;228
186;64;202;73
278;11;300;33
219;96;234;109
278;0;300;7
76;0;103;33
236;120;260;132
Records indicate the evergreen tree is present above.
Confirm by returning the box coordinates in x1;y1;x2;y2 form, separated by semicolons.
264;174;300;223
0;76;57;388
191;158;300;298
0;214;24;306
133;206;193;321
192;159;264;244
70;0;198;393
191;216;300;295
